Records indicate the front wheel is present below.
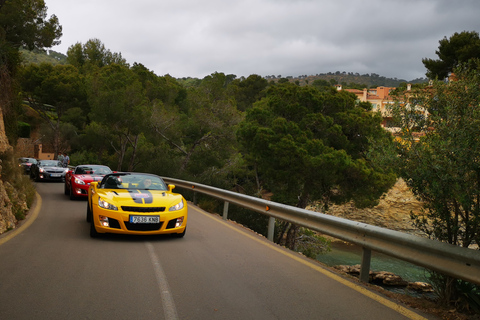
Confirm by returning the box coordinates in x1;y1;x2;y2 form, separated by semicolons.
90;219;101;238
86;201;92;223
69;186;76;200
172;228;186;238
64;182;69;195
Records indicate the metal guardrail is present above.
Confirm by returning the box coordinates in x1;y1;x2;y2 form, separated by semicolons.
163;177;480;285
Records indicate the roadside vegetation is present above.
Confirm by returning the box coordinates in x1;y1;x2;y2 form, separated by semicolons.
1;1;479;316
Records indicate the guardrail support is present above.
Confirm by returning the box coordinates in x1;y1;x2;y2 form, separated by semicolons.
193;192;197;205
359;247;372;283
223;201;229;220
267;217;275;242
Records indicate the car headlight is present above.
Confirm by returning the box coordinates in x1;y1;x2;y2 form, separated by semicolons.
169;199;184;211
98;197;118;211
39;168;44;173
74;177;86;185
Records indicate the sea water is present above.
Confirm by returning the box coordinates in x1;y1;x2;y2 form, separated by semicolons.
316;241;435;296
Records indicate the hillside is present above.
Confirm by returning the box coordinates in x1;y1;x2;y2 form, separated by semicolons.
20;49;428;87
20;48;67;66
266;72;428;87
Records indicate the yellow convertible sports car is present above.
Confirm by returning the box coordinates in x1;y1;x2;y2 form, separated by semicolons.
87;172;187;238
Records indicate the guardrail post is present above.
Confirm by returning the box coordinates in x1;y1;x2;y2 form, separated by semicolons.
193;192;197;205
223;201;229;220
267;217;275;242
359;247;372;283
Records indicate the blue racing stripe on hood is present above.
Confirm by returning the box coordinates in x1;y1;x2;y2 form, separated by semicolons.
128;190;154;204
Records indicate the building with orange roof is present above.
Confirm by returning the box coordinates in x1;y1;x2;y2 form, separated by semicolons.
335;84;415;132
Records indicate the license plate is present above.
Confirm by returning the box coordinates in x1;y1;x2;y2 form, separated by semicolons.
129;215;160;224
51;174;61;177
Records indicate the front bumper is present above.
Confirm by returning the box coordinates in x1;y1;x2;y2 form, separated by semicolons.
92;205;187;235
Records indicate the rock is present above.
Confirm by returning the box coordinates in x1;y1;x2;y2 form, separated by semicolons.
307;178;426;237
0;174;17;234
407;282;434;293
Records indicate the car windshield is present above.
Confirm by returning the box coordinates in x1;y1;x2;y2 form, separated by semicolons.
75;165;112;175
20;158;36;163
38;160;62;167
101;174;167;191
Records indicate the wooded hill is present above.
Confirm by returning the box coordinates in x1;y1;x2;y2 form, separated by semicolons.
22;49;427;87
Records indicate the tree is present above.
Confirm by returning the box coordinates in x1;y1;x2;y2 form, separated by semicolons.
0;0;62;50
150;72;243;184
237;83;396;249
422;31;480;80
0;0;62;140
390;63;480;310
19;63;86;154
230;74;268;111
87;64;150;171
66;38;127;71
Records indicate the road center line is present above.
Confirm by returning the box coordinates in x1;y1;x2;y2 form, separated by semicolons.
145;242;179;320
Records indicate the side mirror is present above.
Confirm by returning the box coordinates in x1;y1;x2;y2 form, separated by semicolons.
168;184;175;192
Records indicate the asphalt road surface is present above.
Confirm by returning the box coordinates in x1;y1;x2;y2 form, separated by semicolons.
0;182;437;320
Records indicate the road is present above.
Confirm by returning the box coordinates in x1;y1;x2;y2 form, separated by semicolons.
0;182;437;320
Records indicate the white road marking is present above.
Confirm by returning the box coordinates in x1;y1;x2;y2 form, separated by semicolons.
145;242;179;320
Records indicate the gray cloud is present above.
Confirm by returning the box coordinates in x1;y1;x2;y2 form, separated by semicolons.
46;0;480;81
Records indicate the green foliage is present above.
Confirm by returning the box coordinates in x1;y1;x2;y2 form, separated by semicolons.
295;228;331;259
20;48;67;66
17;121;30;138
230;74;268;111
428;272;480;315
0;0;62;50
66;39;127;71
391;63;480;313
19;62;87;153
422;31;480;80
391;63;480;248
87;63;150;170
237;82;396;210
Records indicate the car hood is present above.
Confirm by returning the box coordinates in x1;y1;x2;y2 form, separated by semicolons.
97;189;183;208
75;175;105;182
41;166;65;171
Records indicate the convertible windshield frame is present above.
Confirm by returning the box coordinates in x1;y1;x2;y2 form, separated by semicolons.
99;173;168;191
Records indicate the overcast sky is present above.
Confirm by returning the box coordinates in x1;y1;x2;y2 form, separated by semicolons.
45;0;480;81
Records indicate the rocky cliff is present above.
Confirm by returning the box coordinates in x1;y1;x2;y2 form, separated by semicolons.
308;178;425;236
0;108;28;234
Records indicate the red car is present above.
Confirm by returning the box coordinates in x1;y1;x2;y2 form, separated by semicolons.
64;165;113;200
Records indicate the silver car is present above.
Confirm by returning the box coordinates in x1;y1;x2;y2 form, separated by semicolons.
30;160;68;182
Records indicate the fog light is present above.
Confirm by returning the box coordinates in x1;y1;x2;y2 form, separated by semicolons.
175;217;184;228
99;215;109;227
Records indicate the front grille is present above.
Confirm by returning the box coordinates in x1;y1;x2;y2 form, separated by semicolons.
124;222;163;231
46;169;64;173
121;206;165;213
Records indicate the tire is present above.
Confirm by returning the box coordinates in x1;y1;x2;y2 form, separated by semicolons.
90;219;100;238
86;201;92;223
173;227;186;238
69;186;76;200
64;182;69;195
